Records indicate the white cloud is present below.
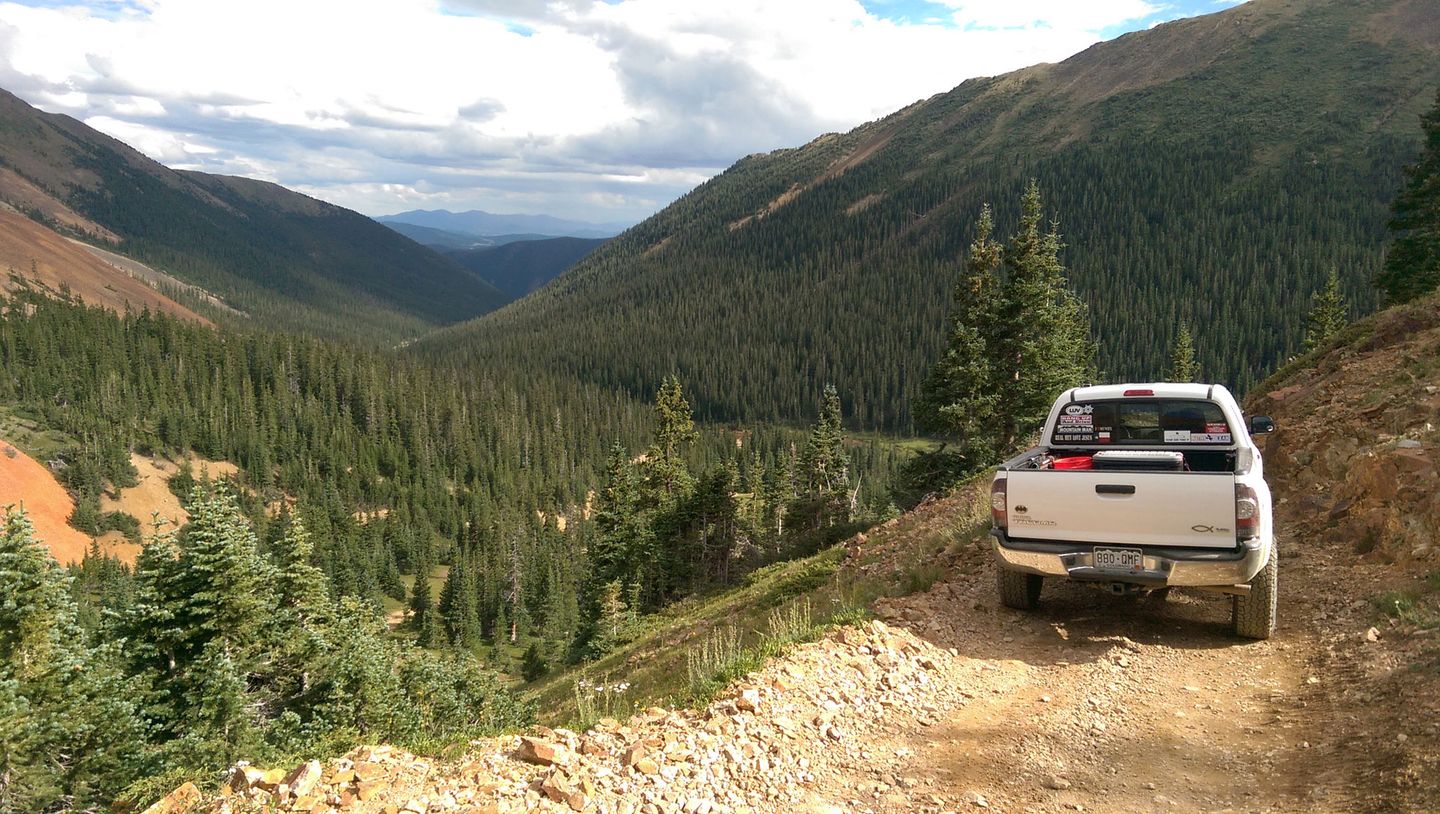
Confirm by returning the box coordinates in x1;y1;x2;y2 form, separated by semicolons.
938;0;1159;30
0;0;1187;222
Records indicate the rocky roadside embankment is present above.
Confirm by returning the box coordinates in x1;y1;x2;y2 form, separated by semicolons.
147;617;971;814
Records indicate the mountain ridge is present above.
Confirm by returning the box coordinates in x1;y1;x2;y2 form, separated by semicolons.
0;89;506;342
416;0;1440;430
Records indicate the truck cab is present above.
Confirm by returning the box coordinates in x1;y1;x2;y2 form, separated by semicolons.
988;383;1278;639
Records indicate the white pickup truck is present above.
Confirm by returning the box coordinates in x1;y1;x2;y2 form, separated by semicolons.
988;383;1278;638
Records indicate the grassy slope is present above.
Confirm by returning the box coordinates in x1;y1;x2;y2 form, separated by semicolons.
527;481;991;726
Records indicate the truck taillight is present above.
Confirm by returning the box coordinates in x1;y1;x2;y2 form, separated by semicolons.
1236;484;1259;539
1123;389;1154;397
991;479;1007;529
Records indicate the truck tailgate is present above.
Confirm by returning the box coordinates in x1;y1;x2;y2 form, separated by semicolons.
1005;471;1237;548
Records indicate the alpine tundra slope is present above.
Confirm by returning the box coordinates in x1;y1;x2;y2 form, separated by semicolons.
991;383;1279;638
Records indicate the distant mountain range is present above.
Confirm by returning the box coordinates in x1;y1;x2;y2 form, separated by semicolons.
377;209;631;239
416;0;1440;431
0;89;505;342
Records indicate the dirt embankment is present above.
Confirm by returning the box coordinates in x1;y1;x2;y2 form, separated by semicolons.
0;205;210;324
1247;297;1440;564
95;453;239;561
0;442;100;565
1;446;238;566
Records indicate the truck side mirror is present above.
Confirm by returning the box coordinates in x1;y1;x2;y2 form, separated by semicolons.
1249;415;1275;435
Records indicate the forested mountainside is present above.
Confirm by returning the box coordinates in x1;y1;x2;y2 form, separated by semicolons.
0;204;208;323
419;0;1440;431
0;90;505;342
447;237;608;301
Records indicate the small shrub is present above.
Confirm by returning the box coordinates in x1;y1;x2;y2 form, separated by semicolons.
764;599;814;646
573;674;633;729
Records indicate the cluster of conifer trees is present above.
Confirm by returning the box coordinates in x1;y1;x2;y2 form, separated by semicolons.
0;290;899;807
1;492;532;812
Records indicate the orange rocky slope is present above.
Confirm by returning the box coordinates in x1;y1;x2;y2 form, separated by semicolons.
0;205;209;323
0;442;99;565
0;445;238;566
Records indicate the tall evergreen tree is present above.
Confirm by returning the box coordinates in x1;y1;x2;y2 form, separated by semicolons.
591;442;646;588
1167;324;1199;381
909;183;1093;494
991;181;1094;449
591;580;632;656
799;385;849;497
438;556;482;649
915;204;1003;463
644;376;697;500
1303;269;1349;352
1377;89;1440;304
793;386;852;531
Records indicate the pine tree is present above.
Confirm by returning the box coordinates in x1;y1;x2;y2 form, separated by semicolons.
591;441;646;587
793;386;852;531
915;203;1003;462
1377;89;1440;304
799;385;849;497
275;514;331;630
645;376;696;500
910;183;1093;493
408;557;434;629
992;181;1094;449
171;486;278;668
591;580;631;656
1167;324;1199;381
520;642;548;681
1303;270;1349;352
438;556;482;648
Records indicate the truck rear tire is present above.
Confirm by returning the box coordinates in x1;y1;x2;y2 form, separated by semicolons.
1232;543;1277;640
998;568;1043;610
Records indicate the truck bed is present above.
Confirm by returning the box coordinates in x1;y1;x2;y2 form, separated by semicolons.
1000;448;1240;549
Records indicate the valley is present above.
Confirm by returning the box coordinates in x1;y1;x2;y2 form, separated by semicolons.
0;0;1437;811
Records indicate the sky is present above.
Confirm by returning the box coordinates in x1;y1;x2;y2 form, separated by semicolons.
0;0;1246;224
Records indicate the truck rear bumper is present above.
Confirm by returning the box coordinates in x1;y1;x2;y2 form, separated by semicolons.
990;530;1269;588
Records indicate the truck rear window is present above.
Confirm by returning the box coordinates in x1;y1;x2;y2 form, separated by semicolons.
1052;399;1232;445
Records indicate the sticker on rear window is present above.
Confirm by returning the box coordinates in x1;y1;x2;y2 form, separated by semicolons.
1164;430;1191;442
1191;433;1232;443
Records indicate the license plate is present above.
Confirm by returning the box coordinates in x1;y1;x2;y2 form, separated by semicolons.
1093;547;1144;572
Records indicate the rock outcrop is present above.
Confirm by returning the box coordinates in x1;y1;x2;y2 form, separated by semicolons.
1248;296;1440;563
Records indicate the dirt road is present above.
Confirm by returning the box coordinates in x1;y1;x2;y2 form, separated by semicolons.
831;530;1440;813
